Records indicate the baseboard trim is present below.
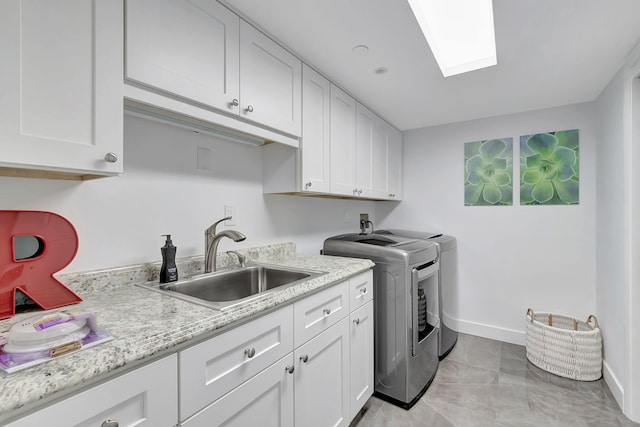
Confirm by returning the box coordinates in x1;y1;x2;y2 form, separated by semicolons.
457;319;526;346
603;360;624;409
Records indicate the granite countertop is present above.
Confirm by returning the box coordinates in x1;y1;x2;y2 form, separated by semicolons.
0;243;374;421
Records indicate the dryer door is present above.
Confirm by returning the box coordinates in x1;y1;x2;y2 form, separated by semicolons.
411;260;440;357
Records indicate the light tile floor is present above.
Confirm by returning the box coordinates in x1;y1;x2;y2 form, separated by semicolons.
355;333;639;427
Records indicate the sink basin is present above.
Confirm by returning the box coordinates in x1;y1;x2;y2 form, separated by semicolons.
137;263;325;310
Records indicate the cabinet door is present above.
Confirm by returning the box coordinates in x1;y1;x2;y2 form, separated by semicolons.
126;0;240;114
371;116;391;199
301;65;331;193
6;355;178;427
387;125;403;200
355;104;375;198
0;0;123;177
295;318;350;427
330;86;357;196
181;354;295;427
240;21;301;136
349;301;374;419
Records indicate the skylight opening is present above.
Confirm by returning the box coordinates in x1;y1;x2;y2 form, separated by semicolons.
407;0;497;77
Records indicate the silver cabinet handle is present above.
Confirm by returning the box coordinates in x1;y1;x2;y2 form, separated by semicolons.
305;182;312;189
104;152;118;163
353;188;358;195
300;354;309;363
244;347;256;358
231;98;239;107
358;189;363;195
102;421;119;427
323;308;331;315
285;365;295;374
360;287;367;294
353;318;361;325
245;105;254;113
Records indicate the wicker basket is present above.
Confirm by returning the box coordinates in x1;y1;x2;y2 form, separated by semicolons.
525;308;602;381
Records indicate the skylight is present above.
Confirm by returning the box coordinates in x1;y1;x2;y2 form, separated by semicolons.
407;0;497;77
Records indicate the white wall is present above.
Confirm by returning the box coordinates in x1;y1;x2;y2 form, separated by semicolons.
0;115;376;273
376;102;597;345
595;68;627;406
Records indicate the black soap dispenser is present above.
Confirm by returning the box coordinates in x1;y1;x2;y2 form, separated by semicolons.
160;234;178;283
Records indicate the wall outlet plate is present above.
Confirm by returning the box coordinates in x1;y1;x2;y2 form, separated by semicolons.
224;205;236;226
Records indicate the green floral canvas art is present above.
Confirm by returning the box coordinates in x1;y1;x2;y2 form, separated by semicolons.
520;129;579;205
464;138;513;206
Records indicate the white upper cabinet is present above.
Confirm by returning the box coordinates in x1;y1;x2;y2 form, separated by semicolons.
330;86;357;196
239;21;301;136
355;103;376;198
265;78;403;200
125;0;301;141
300;65;331;193
0;0;123;178
126;0;240;114
387;123;403;200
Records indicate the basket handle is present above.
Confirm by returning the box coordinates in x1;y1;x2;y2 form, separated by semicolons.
586;314;600;329
526;308;534;322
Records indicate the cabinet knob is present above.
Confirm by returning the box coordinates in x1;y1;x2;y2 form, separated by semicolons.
323;308;331;315
244;347;256;358
102;421;119;427
353;188;358;195
285;365;295;374
360;287;367;294
358;189;363;195
300;354;309;363
353;318;361;325
305;182;312;189
245;105;254;113
230;98;239;107
104;152;118;163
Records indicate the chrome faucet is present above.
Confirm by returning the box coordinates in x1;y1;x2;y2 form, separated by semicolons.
204;217;246;273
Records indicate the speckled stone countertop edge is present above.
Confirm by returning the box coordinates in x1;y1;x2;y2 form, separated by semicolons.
0;242;373;421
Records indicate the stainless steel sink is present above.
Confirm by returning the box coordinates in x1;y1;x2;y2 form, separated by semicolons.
137;263;325;310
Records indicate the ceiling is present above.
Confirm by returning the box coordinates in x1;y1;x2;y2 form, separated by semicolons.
220;0;640;131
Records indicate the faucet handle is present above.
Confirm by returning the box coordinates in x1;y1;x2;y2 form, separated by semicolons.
227;250;246;267
206;216;232;237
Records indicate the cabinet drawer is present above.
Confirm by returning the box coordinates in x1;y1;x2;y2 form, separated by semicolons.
6;355;178;427
349;270;373;312
179;305;293;420
294;281;349;347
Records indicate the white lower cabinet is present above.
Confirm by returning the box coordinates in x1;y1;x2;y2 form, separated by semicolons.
178;305;294;419
6;355;178;427
294;318;350;427
181;270;373;427
349;301;375;420
5;271;373;427
181;354;295;427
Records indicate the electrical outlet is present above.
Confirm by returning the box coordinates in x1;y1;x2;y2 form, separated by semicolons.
360;213;369;223
224;205;236;226
196;146;211;171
